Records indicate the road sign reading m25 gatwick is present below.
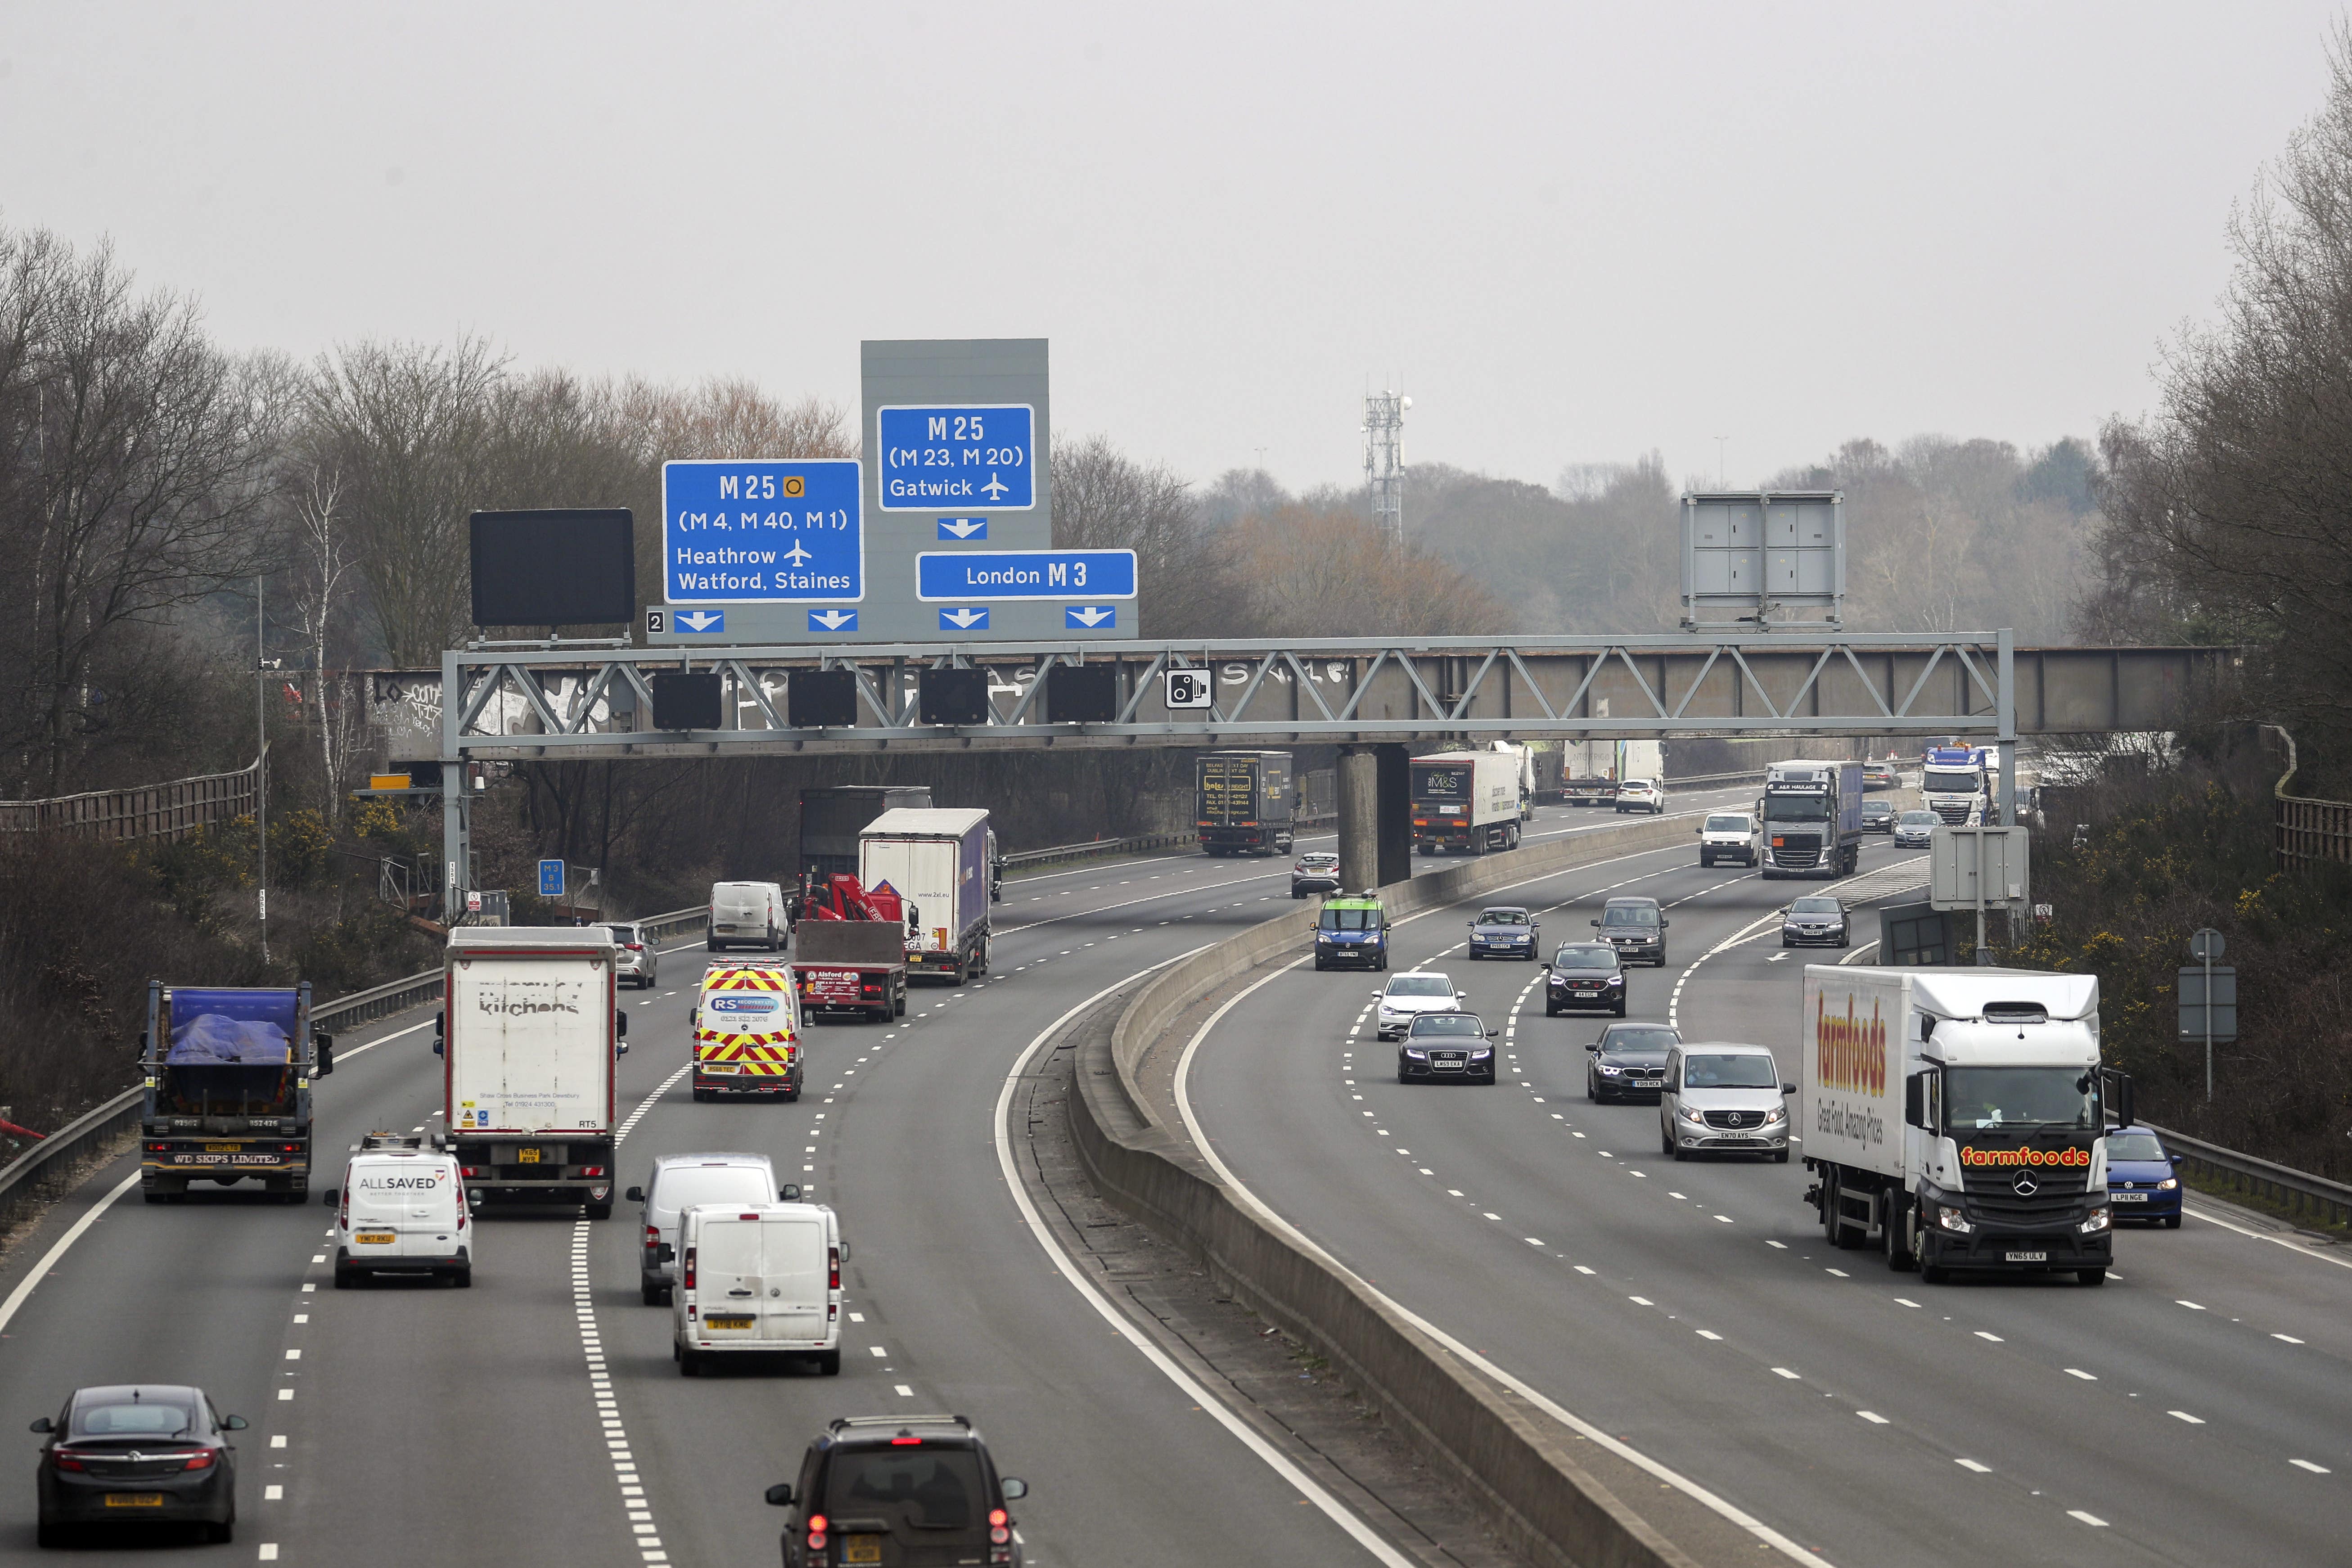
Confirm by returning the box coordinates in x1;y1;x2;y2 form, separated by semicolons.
662;459;863;603
878;405;1035;511
915;549;1136;602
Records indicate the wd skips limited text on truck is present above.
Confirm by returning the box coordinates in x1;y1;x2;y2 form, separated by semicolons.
1761;759;1864;878
140;982;333;1203
1411;750;1523;854
860;807;994;983
438;927;628;1218
1800;965;2128;1285
1196;751;1295;856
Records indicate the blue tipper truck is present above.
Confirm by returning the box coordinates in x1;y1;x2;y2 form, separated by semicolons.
138;982;334;1204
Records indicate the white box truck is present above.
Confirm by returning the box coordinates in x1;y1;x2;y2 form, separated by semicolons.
859;807;995;984
439;927;628;1218
1410;750;1523;853
1800;965;2128;1286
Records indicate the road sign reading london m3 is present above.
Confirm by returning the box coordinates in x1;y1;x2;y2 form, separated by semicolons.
878;406;1036;512
662;459;864;603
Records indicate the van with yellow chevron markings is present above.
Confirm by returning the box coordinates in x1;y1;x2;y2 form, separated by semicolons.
691;961;803;1103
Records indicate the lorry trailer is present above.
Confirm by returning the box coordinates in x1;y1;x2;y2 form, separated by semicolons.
1410;750;1523;853
139;982;332;1203
860;807;995;983
790;920;909;1023
1196;751;1296;855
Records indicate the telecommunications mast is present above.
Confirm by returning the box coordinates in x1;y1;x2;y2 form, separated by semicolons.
1363;388;1408;548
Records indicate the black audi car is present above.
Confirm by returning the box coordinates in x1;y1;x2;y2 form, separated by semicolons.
1545;943;1627;1016
33;1384;246;1545
1585;1022;1680;1103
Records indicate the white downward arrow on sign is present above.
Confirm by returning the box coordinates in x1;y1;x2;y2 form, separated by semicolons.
1067;607;1113;627
942;608;986;628
810;610;853;630
678;611;721;631
939;518;985;538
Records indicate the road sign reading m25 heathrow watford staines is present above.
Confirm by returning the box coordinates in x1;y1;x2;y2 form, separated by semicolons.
662;459;863;603
878;406;1035;512
915;550;1136;601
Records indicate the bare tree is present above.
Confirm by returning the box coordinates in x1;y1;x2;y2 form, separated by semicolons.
1051;435;1254;636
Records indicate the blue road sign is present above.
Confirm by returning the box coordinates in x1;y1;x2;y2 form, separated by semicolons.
662;459;863;603
1065;606;1117;629
671;608;725;634
807;608;858;633
538;859;565;898
915;550;1137;602
938;607;990;631
937;517;987;540
878;406;1035;512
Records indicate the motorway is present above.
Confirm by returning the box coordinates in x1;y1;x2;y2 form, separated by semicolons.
0;789;1757;1566
1182;805;2352;1566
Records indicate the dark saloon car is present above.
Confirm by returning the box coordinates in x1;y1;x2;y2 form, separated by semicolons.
1545;943;1627;1016
767;1414;1028;1568
33;1384;246;1545
1586;1022;1680;1103
1859;798;1897;833
1779;896;1851;948
1466;905;1539;960
2105;1126;2184;1226
1398;1011;1500;1084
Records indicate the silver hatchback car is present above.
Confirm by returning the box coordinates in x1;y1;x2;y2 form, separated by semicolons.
1659;1041;1794;1161
611;923;658;989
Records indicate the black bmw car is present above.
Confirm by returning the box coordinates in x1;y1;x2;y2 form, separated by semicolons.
33;1384;245;1545
1585;1022;1680;1103
1545;943;1626;1016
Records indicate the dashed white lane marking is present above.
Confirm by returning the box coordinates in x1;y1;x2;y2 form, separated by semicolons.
896;1384;915;1397
1973;1331;2003;1343
2291;1458;2332;1473
2275;1333;2307;1344
1772;1367;1801;1379
2066;1368;2096;1380
1856;1411;1889;1424
1955;1459;1991;1473
2168;1410;2206;1424
2176;1299;2206;1311
2068;1511;2109;1527
1696;1329;1722;1341
264;1484;283;1500
259;1546;280;1561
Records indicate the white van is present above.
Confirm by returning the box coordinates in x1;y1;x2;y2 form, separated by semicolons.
708;881;787;951
627;1151;789;1305
673;1201;844;1375
326;1135;473;1288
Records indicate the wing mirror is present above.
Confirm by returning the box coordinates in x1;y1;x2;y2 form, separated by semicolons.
779;1184;802;1201
29;1417;52;1434
764;1482;794;1507
1590;918;1600;928
1001;1478;1029;1500
221;1415;248;1431
1781;1082;1798;1095
320;1188;338;1204
1486;1029;1500;1039
625;1186;645;1203
616;1011;629;1038
314;1032;335;1076
1586;1041;1601;1053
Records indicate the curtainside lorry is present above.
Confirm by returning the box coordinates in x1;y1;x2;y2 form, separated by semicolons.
1410;750;1523;853
139;982;333;1203
1760;758;1863;878
438;926;627;1218
860;807;994;984
1800;965;2127;1285
1196;751;1295;855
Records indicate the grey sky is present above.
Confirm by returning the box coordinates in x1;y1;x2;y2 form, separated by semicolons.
2;3;2339;493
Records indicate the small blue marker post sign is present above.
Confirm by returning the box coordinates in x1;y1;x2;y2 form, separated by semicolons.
538;860;565;899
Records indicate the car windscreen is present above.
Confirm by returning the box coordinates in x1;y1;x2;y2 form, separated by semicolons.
1601;1027;1678;1055
1554;948;1617;969
1477;910;1528;925
1409;1014;1482;1036
1386;975;1453;996
1900;811;1938;824
1945;1066;2099;1131
70;1395;200;1442
2106;1131;2167;1162
825;1446;989;1528
1681;1054;1779;1088
1789;898;1841;914
1922;768;1981;793
657;1166;773;1215
1601;906;1657;927
1320;907;1380;931
1704;816;1750;832
1763;795;1829;822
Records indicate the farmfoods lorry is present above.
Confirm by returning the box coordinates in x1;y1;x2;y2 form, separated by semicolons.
1801;965;2128;1286
139;982;333;1203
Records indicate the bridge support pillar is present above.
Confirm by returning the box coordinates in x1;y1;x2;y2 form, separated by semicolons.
1338;744;1413;893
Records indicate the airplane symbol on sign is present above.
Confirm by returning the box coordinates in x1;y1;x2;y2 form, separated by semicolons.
981;474;1011;501
1065;606;1115;628
940;607;989;630
808;609;856;631
937;518;987;540
676;610;725;632
782;541;813;567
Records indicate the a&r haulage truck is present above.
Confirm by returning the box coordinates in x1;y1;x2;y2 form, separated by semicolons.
1760;758;1863;878
139;982;334;1203
860;807;995;984
1800;965;2127;1286
439;926;628;1218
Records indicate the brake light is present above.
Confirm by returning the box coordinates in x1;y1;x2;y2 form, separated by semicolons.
808;1512;828;1553
829;1244;840;1291
990;1508;1008;1527
462;1166;483;1178
455;1186;468;1229
891;1436;923;1446
181;1449;216;1471
645;1225;660;1245
682;1247;695;1290
338;1186;349;1229
52;1453;84;1472
146;1142;167;1152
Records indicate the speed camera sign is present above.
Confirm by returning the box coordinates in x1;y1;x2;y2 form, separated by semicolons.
1164;669;1213;710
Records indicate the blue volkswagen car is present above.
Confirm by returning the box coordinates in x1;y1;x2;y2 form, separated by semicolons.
2105;1126;2184;1227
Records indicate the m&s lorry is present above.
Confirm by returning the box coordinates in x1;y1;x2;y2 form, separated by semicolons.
1410;750;1523;853
1800;965;2127;1286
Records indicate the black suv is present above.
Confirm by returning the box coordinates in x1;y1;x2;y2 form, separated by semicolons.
767;1415;1030;1567
1545;943;1626;1016
1592;897;1669;966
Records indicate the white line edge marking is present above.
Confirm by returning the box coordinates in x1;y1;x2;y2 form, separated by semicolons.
1667;855;1925;1031
991;948;1416;1568
0;1168;145;1335
1173;956;1835;1568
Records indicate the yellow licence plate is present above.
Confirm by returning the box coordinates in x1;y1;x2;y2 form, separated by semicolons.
104;1494;165;1508
205;1143;240;1153
700;1063;738;1074
356;1232;397;1244
844;1537;883;1564
705;1314;755;1329
518;1149;541;1162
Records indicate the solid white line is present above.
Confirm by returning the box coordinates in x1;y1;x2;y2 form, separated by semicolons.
2184;1205;2352;1271
1172;961;1835;1568
0;1168;145;1335
1667;854;1925;1031
990;949;1414;1567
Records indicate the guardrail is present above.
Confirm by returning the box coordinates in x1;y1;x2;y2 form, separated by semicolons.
0;903;709;1248
2145;1121;2352;1230
1000;832;1198;870
1068;813;1701;1568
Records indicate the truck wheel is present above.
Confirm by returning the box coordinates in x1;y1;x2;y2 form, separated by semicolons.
816;1349;842;1376
642;1281;664;1307
894;993;907;1018
678;1348;701;1377
586;1202;613;1221
452;1266;473;1289
2077;1268;2107;1287
1700;853;1712;867
707;939;723;952
333;1266;355;1290
1885;1199;1917;1271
